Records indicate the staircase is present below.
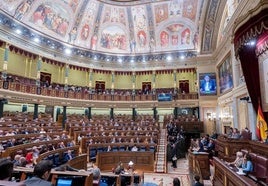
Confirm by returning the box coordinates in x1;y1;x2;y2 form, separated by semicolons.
154;128;167;173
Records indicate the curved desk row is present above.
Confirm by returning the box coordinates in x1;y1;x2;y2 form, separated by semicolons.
96;151;155;172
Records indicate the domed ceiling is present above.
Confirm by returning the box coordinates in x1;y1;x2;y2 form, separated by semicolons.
0;0;224;69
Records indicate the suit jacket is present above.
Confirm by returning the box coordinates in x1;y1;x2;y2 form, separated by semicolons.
194;182;204;186
24;177;52;186
200;80;216;93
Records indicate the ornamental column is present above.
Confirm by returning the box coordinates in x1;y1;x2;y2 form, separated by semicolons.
64;64;69;92
111;71;115;100
87;107;92;120
110;108;114;120
36;56;42;86
33;103;39;120
88;69;93;91
2;43;9;81
153;107;157;120
174;107;178;119
173;69;177;93
0;99;7;118
132;72;136;100
62;106;67;129
152;71;156;99
132;108;136;121
88;69;93;99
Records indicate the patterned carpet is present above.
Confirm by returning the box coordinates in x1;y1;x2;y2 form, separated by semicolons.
144;173;191;186
144;159;191;186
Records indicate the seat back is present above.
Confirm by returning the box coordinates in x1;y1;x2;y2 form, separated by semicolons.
53;153;60;166
248;152;257;176
255;155;268;179
140;146;146;152
112;146;118;152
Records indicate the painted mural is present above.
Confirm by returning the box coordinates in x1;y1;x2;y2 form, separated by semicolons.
154;3;169;24
60;0;80;12
30;3;71;37
0;0;208;54
218;55;233;94
132;6;149;51
182;0;197;21
100;26;127;51
76;1;98;48
14;0;34;20
102;6;126;26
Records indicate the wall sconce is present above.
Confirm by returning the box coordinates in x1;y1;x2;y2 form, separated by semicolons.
207;112;216;121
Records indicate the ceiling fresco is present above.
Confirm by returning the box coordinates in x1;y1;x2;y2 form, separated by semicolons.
0;0;224;67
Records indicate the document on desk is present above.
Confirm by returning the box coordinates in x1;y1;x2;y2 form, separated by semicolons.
236;171;246;175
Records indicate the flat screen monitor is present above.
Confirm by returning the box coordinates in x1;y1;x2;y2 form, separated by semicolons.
199;72;217;96
55;176;85;186
100;175;117;186
120;175;131;186
158;93;172;101
56;178;72;186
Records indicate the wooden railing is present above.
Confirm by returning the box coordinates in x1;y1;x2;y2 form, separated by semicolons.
67;154;88;170
2;138;72;159
1;80;199;101
36;145;79;163
96;151;154;172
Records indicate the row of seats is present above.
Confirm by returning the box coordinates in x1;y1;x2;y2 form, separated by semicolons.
89;144;156;161
43;150;75;167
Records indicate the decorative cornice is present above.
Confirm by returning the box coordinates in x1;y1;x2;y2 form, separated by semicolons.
233;0;268;57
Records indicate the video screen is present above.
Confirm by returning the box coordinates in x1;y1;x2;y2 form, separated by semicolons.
56;178;72;186
55;176;85;186
199;73;217;95
158;93;172;101
100;175;117;186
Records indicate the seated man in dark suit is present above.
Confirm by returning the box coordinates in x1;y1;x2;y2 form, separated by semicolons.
64;150;74;162
200;75;216;94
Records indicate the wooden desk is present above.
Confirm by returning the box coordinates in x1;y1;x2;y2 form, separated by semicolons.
213;157;257;186
2;138;72;159
96;151;154;172
100;172;120;186
100;171;143;186
50;170;93;186
67;154;87;170
119;171;144;186
215;136;268;161
215;136;249;161
188;150;210;179
0;180;26;186
13;166;34;181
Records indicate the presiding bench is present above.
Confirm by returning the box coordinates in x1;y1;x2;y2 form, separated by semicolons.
213;157;258;186
215;136;268;184
241;150;268;184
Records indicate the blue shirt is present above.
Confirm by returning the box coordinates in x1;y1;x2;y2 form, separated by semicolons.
242;160;253;172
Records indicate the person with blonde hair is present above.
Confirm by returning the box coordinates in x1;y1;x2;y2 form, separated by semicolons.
227;150;243;168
